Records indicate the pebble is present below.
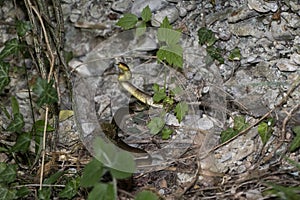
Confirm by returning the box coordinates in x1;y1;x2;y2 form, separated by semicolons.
111;0;132;13
276;59;298;72
131;0;167;17
151;7;179;27
247;0;278;13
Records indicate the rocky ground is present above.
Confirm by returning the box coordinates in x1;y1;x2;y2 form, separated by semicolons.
0;0;300;199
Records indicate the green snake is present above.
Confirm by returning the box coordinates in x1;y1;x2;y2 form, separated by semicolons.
101;62;163;165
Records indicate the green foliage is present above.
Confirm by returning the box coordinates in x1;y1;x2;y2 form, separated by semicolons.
152;83;167;103
116;14;138;30
290;126;300;152
258;118;274;145
221;116;249;143
0;61;10;93
228;47;241;61
141;5;152;22
135;190;159;200
198;27;217;46
32;78;58;107
206;46;224;64
264;182;300;200
174;101;188;123
59;177;80;199
0;38;20;60
88;183;115;200
147;116;165;135
161;128;173;140
6;97;24;133
16;21;31;37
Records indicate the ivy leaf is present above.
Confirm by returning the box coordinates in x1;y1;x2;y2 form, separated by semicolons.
135;190;159;200
161;128;173;140
116;14;138;30
157;44;183;68
206;45;224;64
198;27;217;46
0;61;10;93
59;177;80;199
32;78;58;107
147;117;165;135
0;163;17;184
81;159;104;187
290;126;300;152
10;132;31;153
221;128;238;143
0;38;20;60
233;116;248;132
141;5;152;22
6;113;24;132
174;101;188;123
258;121;273;145
228;47;241;61
16;20;31;37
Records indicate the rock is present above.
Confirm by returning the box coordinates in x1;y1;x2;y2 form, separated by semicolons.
276;59;298;72
291;53;300;65
270;21;294;41
111;0;132;13
151;7;179;27
248;0;278;13
131;0;167;17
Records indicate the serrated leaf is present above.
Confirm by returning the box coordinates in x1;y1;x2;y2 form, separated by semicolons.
221;128;238;143
0;61;10;93
147;117;165;134
206;45;224;64
88;183;115;200
228;47;241;61
152;85;166;103
233;116;248;132
159;17;172;29
16;20;31;37
0;38;20;60
0;163;17;184
81;159;104;187
258;122;272;145
161;128;173;140
135;190;159;200
174;101;188;123
198;27;217;46
93;137;136;173
157;44;183;68
6;113;24;132
141;5;152;22
10;132;31;153
59;177;80;199
158;28;181;46
290;126;300;152
136;22;146;37
116;14;138;30
32;78;58;107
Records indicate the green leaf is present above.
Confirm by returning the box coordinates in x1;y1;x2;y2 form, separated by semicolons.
158;28;181;46
174;101;188;123
10;132;31;153
135;190;159;200
88;183;115;200
16;187;29;199
285;157;300;171
116;14;138;30
206;46;224;64
0;187;17;200
59;177;80;199
10;96;20;115
0;163;17;184
0;38;20;60
136;22;147;37
110;168;132;179
93;137;136;173
228;47;241;61
233;116;248;132
197;27;217;46
161;128;173;140
6;113;24;132
265;182;300;200
0;61;10;93
38;188;51;200
157;44;183;68
80;158;104;187
152;85;166;103
44;171;65;184
147;117;165;135
221;128;238;143
32;120;55;132
141;5;152;22
159;17;172;29
16;20;31;37
258;119;273;145
32;78;58;107
290;126;300;152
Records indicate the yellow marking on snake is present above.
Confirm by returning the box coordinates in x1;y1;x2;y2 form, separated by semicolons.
117;62;163;109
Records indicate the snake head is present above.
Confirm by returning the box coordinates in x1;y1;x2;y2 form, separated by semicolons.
116;62;132;81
